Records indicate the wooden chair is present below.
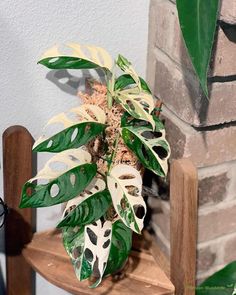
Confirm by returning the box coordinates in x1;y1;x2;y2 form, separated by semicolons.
3;126;198;295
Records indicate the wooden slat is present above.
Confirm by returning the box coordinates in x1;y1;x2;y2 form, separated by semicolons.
3;126;34;295
170;159;198;295
23;230;175;295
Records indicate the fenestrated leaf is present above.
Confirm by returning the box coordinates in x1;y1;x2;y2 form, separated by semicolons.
176;0;219;96
115;74;151;94
122;124;170;177
19;149;97;208
38;43;113;71
63;226;92;281
104;219;132;276
63;220;112;287
33;104;106;153
107;164;146;234
196;261;236;294
57;178;111;228
115;86;155;130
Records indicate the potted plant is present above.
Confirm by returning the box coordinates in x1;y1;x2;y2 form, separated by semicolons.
19;43;170;288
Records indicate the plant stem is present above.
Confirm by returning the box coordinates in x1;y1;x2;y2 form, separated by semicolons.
106;64;116;109
107;79;113;109
107;132;120;174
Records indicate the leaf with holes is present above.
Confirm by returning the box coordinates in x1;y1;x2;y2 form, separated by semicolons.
104;219;132;276
63;226;92;281
33;104;106;153
107;164;146;234
115;74;151;94
19;149;97;208
63;220;112;287
122;124;170;177
57;178;112;228
38;43;113;71
115;87;155;130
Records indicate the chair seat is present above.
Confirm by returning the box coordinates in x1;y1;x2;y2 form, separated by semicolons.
23;229;174;295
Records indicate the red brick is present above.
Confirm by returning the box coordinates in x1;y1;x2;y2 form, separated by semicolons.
220;0;236;24
154;49;236;126
210;26;236;76
198;202;236;242
224;235;236;263
162;112;236;167
153;0;193;70
197;247;216;273
152;200;236;243
198;173;229;206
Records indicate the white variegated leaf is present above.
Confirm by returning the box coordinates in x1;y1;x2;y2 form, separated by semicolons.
84;220;112;288
33;104;106;150
29;148;91;183
41;43;113;71
107;164;146;234
115;86;155;129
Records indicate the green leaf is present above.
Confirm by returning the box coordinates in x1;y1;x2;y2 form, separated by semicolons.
38;43;113;71
115;74;151;94
20;163;97;208
57;178;112;228
104;219;132;276
33;122;105;153
107;164;146;234
176;0;219;96
38;56;99;70
122;124;170;177
33;104;106;153
196;261;236;294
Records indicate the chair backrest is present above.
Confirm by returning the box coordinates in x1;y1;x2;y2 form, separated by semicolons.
3;126;34;295
3;125;198;295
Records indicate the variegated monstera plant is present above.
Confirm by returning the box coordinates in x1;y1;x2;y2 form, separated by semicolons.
20;43;170;288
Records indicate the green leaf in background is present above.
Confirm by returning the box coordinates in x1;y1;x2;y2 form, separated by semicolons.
104;219;132;276
176;0;219;96
196;261;236;294
57;178;111;228
115;74;152;94
122;124;170;177
20;163;97;208
33;122;105;153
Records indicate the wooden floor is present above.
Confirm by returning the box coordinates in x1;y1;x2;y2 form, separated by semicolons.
23;230;175;295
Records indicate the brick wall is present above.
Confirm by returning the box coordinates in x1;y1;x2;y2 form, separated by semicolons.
146;0;236;282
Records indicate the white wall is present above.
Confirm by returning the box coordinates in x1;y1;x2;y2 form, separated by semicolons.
0;0;150;293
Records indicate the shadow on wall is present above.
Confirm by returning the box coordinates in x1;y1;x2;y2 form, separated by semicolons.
45;68;106;96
